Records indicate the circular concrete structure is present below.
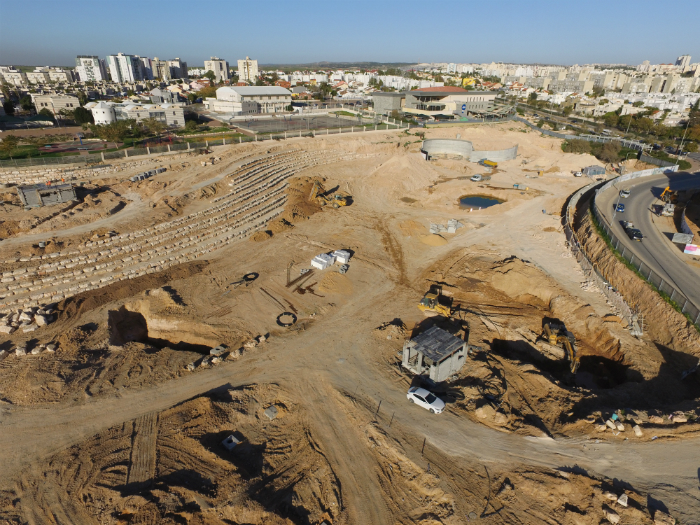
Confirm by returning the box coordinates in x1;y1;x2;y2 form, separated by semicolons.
421;139;517;162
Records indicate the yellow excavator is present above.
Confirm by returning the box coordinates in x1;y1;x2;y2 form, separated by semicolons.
310;180;348;209
660;186;678;204
417;285;455;317
540;323;580;373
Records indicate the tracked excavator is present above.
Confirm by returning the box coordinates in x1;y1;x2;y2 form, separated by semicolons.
310;180;348;209
659;187;678;217
417;285;456;317
539;322;580;373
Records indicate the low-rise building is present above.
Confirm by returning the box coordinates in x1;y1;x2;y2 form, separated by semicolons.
33;94;80;115
372;92;405;115
26;71;51;84
87;101;185;127
205;86;291;115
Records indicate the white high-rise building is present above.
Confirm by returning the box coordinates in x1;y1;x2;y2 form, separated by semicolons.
204;57;230;82
106;53;142;83
138;57;154;80
237;56;259;83
75;56;108;82
675;55;691;72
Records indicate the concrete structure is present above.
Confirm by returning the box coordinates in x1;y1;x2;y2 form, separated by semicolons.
47;69;74;83
371;92;404;115
138;56;154;80
26;71;50;84
16;183;77;208
583;165;605;176
238;56;259;83
106;53;142;83
206;86;291;115
402;326;468;383
89;101;116;124
204;57;230;82
75;56;108;82
421;139;518;163
33;95;80;116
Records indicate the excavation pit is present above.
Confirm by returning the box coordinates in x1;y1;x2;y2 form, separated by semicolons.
458;194;503;209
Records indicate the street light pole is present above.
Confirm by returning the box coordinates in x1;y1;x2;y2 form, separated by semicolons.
675;117;691;167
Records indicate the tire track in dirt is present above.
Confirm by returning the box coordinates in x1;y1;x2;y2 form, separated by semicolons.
127;412;158;489
297;375;393;524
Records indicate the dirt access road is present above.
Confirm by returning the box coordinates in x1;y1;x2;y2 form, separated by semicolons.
2;287;699;523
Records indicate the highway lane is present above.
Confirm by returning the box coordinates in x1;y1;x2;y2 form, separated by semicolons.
596;170;700;316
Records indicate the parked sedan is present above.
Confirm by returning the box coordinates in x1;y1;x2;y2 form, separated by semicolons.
407;386;446;414
615;203;625;213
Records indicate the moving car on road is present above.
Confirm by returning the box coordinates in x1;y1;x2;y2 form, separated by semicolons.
619;189;631;198
615;203;625;213
622;221;643;241
407;386;445;414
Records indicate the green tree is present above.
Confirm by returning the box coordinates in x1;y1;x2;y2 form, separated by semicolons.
38;108;55;120
537;119;545;128
562;139;591;154
0;134;20;159
603;112;619;128
562;105;573;116
202;70;216;82
598;142;621;163
73;106;94;124
19;95;34;111
141;118;166;136
528;92;538;104
683;141;697;152
2;100;14;115
89;120;133;143
185;120;198;131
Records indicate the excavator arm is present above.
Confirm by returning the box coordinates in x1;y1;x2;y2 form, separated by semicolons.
558;336;580;374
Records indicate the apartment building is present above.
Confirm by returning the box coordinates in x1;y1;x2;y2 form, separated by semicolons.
26;71;50;84
0;67;28;87
75;56;108;82
106;53;143;83
237;57;259;83
167;58;188;79
33;94;80;115
204;57;230;82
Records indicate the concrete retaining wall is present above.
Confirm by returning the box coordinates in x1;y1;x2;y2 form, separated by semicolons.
421;139;473;159
470;145;518;163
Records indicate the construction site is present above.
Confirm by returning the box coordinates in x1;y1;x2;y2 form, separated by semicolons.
0;120;698;525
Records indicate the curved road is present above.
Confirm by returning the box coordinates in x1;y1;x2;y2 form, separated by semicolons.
596;169;700;317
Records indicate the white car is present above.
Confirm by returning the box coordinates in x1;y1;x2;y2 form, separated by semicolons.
619;189;631;198
407;386;446;414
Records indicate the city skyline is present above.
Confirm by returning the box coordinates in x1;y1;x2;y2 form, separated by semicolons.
0;0;698;68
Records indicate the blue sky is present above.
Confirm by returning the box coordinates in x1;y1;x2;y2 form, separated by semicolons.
0;0;698;67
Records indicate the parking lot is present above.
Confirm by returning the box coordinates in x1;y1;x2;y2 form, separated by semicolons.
236;114;370;133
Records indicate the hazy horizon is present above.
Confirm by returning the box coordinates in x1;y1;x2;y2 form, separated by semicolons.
0;0;698;68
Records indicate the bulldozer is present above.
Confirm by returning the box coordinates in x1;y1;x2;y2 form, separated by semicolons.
660;186;678;204
538;322;580;374
309;180;348;209
417;285;455;317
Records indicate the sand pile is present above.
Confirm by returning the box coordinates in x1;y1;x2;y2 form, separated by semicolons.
420;234;448;246
398;220;426;237
251;230;273;242
318;272;353;295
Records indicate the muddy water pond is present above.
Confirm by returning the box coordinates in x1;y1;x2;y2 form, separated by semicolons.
458;194;503;209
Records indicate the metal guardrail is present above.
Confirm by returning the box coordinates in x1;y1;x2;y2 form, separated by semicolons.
563;181;637;327
513;116;646;151
0;122;406;169
591;199;700;326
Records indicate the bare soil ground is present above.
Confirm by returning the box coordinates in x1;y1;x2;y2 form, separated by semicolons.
0;123;697;524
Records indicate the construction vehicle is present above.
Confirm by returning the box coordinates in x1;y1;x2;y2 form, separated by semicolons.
478;159;498;168
310;180;348;209
538;322;580;373
417;285;455;317
660;186;678;204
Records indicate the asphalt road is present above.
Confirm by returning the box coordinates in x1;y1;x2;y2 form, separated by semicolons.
596;169;700;316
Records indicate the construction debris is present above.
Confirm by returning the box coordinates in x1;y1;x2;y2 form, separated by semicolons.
430;219;464;235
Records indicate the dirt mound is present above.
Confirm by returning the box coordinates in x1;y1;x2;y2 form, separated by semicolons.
318;271;353;295
251;230;273;242
420;234;448;246
54;261;209;328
